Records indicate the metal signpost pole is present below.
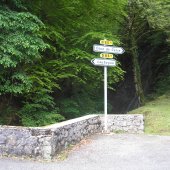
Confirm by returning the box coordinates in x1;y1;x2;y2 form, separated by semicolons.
104;66;107;132
92;40;125;133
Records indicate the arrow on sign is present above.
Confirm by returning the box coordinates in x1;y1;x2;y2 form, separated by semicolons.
93;44;125;54
91;58;116;67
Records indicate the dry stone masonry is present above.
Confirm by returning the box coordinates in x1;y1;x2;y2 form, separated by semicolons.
100;114;144;133
0;115;101;160
0;114;144;160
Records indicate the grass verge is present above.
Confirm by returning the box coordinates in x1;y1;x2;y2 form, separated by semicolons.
129;91;170;135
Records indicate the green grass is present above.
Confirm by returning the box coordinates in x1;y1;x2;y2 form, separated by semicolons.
129;91;170;135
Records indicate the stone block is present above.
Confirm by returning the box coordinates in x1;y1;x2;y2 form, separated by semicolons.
0;136;6;144
42;145;52;160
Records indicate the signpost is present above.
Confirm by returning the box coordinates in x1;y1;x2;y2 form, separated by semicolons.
91;41;125;132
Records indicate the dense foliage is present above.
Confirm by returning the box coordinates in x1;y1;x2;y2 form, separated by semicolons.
0;0;169;126
121;0;170;106
0;0;64;125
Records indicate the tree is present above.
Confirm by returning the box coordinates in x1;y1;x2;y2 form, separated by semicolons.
122;0;170;107
25;0;127;117
122;0;150;106
0;1;65;125
147;0;170;41
0;0;128;125
146;0;170;93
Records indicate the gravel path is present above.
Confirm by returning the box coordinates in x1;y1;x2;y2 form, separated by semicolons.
0;134;170;170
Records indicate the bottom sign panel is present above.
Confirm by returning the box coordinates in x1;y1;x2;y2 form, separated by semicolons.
91;58;116;67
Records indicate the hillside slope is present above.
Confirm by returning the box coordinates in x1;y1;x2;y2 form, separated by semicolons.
129;91;170;135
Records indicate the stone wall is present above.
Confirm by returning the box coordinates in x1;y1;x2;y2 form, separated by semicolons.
0;115;101;160
0;114;144;160
101;114;144;133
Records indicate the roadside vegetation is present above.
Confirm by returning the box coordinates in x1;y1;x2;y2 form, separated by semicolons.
0;0;169;128
130;75;170;135
130;91;170;135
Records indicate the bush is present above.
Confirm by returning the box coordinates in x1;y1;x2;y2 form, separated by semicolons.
21;105;65;126
58;92;113;120
19;89;65;127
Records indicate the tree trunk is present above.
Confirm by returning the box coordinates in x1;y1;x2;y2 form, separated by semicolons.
131;34;145;106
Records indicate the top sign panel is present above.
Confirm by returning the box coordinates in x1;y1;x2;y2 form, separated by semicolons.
93;44;125;54
100;40;113;45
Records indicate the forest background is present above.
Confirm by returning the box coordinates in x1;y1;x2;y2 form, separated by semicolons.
0;0;169;127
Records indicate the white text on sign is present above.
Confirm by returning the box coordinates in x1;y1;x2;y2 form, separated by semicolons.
91;58;116;67
93;44;125;54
